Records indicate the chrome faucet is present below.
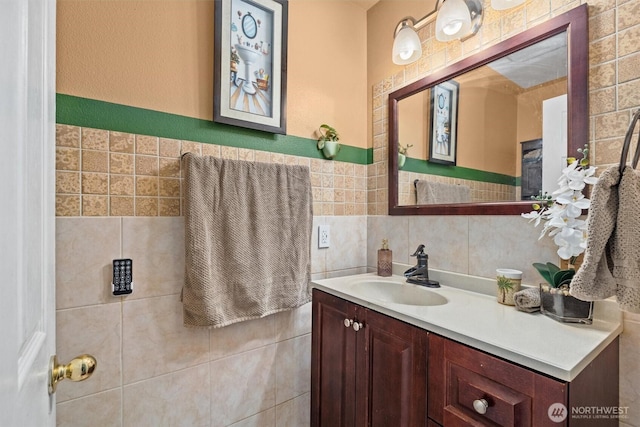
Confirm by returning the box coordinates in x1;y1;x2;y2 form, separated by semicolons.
404;244;440;288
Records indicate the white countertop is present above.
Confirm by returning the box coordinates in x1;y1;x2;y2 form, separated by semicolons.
311;266;623;382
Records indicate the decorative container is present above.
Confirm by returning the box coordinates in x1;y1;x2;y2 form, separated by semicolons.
398;153;406;169
377;239;392;277
320;141;340;160
496;269;522;306
539;284;594;324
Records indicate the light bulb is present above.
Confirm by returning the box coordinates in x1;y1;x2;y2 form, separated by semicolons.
435;0;472;42
392;24;422;65
443;20;463;36
400;49;414;60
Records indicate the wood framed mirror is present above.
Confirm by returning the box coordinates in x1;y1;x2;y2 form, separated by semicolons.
388;4;587;215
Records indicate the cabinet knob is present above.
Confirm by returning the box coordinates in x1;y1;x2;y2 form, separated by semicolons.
344;318;353;328
473;398;489;415
352;321;364;332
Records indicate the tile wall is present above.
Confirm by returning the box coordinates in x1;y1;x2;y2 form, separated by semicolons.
55;124;368;217
55;215;367;427
398;170;516;205
55;124;369;426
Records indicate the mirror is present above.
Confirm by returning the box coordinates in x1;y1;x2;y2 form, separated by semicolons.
388;5;588;215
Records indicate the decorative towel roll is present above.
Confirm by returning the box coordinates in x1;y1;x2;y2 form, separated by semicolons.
513;287;541;313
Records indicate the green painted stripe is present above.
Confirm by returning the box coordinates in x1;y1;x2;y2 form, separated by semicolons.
56;94;369;165
402;157;517;186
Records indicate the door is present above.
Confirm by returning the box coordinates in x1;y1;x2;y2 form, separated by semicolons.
0;0;57;424
542;94;568;195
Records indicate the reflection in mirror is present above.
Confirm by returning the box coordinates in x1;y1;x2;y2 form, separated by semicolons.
388;5;588;215
397;32;568;206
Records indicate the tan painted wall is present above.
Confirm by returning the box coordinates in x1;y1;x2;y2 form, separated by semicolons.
56;0;369;148
516;79;567;142
387;65;566;176
366;0;436;148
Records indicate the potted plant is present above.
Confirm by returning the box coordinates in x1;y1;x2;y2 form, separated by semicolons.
398;143;413;169
316;124;340;160
522;145;597;323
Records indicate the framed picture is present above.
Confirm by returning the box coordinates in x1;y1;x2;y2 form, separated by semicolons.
428;80;459;166
214;0;288;134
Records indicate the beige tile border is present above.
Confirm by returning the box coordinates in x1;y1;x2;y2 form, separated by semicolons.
55;125;367;217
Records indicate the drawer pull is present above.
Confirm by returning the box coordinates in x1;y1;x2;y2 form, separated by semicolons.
344;318;353;328
353;321;364;332
473;398;489;415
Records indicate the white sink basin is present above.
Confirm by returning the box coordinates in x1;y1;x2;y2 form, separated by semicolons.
346;280;448;306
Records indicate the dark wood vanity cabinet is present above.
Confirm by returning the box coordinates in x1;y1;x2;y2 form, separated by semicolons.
311;289;428;427
428;334;620;427
312;289;619;427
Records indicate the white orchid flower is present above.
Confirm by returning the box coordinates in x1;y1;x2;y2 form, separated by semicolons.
556;191;590;218
521;146;597;261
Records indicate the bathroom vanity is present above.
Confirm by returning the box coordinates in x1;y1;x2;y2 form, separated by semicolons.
311;270;622;427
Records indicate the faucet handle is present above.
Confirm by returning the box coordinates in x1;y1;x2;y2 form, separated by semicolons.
411;245;426;257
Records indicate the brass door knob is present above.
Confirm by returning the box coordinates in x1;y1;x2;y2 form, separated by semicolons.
49;354;97;394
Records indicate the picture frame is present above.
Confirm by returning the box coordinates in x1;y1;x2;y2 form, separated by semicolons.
428;80;459;166
214;0;288;134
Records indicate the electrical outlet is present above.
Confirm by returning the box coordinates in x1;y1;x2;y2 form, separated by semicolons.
318;225;330;248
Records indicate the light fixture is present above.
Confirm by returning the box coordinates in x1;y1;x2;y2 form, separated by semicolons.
392;19;422;65
491;0;525;11
391;0;483;65
435;0;483;42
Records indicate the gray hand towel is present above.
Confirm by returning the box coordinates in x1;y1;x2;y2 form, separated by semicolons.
513;287;540;313
182;154;313;328
415;180;470;204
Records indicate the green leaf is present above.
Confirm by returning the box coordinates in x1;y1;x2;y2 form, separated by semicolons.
552;269;575;287
533;262;553;286
546;262;561;276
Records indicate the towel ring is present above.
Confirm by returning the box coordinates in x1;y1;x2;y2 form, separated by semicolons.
618;109;640;175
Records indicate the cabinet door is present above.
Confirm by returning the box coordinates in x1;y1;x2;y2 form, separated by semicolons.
311;289;358;427
356;308;428;427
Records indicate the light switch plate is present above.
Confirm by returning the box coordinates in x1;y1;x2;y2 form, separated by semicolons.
318;225;330;248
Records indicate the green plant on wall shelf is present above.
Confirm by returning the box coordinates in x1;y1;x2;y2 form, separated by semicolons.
398;143;413;155
398;143;412;169
317;124;341;160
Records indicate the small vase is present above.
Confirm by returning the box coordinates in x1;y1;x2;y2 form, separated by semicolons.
539;283;593;324
320;141;340;160
398;153;406;169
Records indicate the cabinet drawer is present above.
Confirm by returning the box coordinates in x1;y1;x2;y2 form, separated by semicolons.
445;363;532;426
429;334;567;427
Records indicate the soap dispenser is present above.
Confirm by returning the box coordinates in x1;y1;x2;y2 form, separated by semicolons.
377;239;392;277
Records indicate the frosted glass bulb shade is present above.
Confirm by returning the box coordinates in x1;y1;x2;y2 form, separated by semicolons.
435;0;472;42
392;25;422;65
491;0;525;10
